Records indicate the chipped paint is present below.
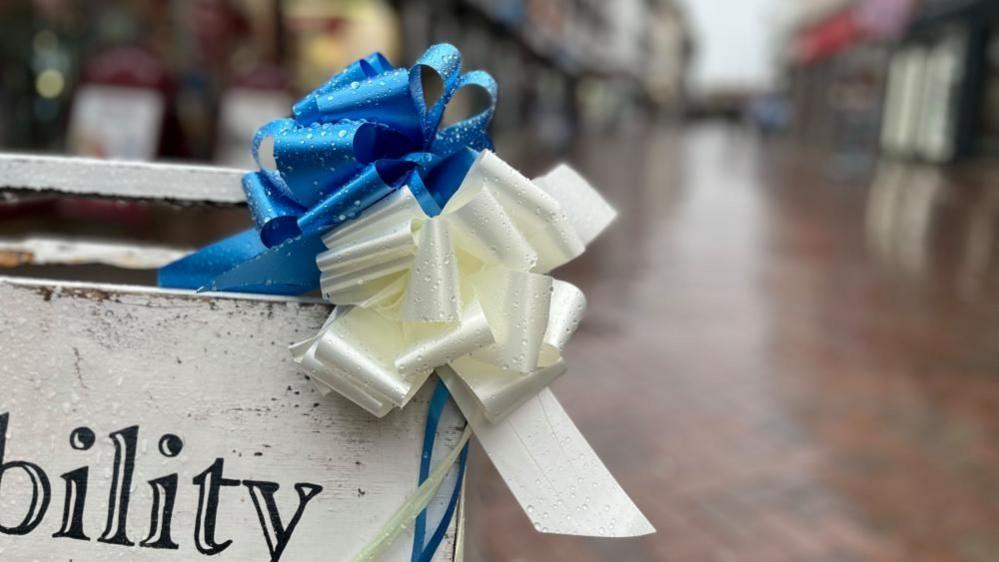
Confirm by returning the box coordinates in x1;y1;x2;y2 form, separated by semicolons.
0;237;189;269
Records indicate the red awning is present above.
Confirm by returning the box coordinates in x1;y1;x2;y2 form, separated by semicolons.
794;9;863;64
792;0;916;65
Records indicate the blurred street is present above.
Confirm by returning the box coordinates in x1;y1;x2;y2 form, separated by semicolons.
467;124;999;562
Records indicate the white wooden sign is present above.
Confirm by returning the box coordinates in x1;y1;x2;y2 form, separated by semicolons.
0;276;461;561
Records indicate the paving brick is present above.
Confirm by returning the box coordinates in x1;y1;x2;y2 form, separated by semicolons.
466;127;999;562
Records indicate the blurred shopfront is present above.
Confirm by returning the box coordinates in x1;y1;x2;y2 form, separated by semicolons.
0;0;692;168
882;0;999;162
786;0;999;165
785;0;914;168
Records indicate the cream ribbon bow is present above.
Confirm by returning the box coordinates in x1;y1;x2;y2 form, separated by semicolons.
292;150;613;421
293;150;654;538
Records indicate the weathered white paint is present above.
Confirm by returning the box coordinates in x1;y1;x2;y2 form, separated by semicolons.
0;154;245;203
0;237;189;269
0;276;461;561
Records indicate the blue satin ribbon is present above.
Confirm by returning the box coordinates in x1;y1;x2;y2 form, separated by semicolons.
413;381;469;562
158;43;497;295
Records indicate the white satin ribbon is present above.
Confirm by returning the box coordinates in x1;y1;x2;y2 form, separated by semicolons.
293;150;653;538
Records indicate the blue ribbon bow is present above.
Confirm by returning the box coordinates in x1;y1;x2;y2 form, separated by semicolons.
158;44;497;295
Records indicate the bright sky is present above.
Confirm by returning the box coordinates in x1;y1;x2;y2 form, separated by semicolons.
677;0;783;93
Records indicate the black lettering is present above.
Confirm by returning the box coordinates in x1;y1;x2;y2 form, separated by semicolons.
243;480;323;562
193;458;240;555
53;427;95;541
140;474;179;549
53;467;89;540
140;434;183;550
97;426;138;546
0;413;51;535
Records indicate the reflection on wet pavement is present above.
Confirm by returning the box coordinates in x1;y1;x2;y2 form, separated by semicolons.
467;125;999;562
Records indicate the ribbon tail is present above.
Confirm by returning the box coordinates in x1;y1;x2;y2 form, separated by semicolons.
438;368;655;538
205;233;327;295
412;380;469;562
415;445;467;562
158;228;266;290
158;227;326;296
412;382;451;560
351;425;472;562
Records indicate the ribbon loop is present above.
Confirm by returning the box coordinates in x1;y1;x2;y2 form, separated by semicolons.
160;43;497;295
292;51;394;124
402;218;461;323
411;43;465;140
243;171;305;248
431;70;498;156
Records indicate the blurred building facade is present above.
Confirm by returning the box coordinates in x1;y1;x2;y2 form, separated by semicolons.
784;0;999;165
0;0;693;166
392;0;692;157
